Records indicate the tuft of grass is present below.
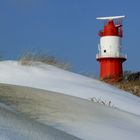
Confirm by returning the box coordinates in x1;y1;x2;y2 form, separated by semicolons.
113;80;140;97
18;51;71;70
90;97;115;108
112;71;140;97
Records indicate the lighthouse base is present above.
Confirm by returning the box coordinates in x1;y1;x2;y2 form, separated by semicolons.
97;57;126;82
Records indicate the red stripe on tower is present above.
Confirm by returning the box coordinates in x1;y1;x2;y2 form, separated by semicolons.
96;16;127;82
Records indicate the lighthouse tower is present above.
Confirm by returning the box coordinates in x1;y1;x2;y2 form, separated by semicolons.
96;16;127;81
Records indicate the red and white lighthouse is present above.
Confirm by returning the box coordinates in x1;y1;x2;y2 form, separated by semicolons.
96;16;127;81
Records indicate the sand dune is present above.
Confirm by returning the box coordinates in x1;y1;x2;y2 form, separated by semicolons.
0;83;140;140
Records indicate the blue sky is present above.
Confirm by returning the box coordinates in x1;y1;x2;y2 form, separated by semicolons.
0;0;140;75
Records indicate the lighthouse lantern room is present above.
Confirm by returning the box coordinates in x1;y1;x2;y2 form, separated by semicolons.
96;16;127;81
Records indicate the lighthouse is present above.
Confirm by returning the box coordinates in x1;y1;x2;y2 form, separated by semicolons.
96;16;127;81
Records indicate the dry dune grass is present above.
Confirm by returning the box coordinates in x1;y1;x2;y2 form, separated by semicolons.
112;72;140;97
18;52;71;70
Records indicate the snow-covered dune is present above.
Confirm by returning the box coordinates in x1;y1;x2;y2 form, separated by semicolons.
0;103;80;140
0;61;140;116
0;84;140;140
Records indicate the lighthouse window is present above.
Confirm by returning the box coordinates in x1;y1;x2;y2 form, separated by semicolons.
104;50;106;53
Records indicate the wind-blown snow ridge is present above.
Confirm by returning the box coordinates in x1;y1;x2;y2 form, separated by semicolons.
0;102;80;140
0;84;140;140
0;60;140;116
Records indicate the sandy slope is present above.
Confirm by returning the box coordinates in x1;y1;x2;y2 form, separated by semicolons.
0;84;140;140
0;103;80;140
0;61;140;116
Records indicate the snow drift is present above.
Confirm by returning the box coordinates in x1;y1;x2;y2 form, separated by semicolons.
0;102;80;140
0;84;140;140
0;61;139;116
